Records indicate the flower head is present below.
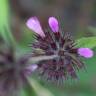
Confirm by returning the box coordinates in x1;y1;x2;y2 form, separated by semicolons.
27;16;94;83
0;44;37;96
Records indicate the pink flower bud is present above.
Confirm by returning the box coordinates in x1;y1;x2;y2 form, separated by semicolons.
78;48;93;58
26;17;45;37
48;17;59;32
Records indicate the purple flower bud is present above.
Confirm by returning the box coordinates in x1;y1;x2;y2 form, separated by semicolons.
25;64;38;75
78;48;93;58
26;17;45;37
48;17;59;32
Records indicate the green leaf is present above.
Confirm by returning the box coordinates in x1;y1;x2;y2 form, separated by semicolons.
19;24;36;47
20;78;37;96
76;37;96;48
27;78;55;96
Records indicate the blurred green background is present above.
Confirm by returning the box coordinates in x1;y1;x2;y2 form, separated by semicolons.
0;0;96;96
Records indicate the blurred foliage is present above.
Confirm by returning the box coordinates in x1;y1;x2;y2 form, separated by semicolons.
76;37;96;48
88;26;96;35
0;0;15;45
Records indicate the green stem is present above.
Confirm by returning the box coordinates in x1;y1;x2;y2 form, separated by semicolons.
0;0;16;47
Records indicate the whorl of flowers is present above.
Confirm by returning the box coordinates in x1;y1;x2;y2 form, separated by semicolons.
26;16;93;83
0;43;37;96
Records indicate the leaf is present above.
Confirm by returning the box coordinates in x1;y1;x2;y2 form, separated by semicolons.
20;78;37;96
20;25;36;46
76;37;96;48
27;77;55;96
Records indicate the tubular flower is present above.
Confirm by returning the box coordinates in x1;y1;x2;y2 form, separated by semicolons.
26;17;93;83
0;45;37;96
